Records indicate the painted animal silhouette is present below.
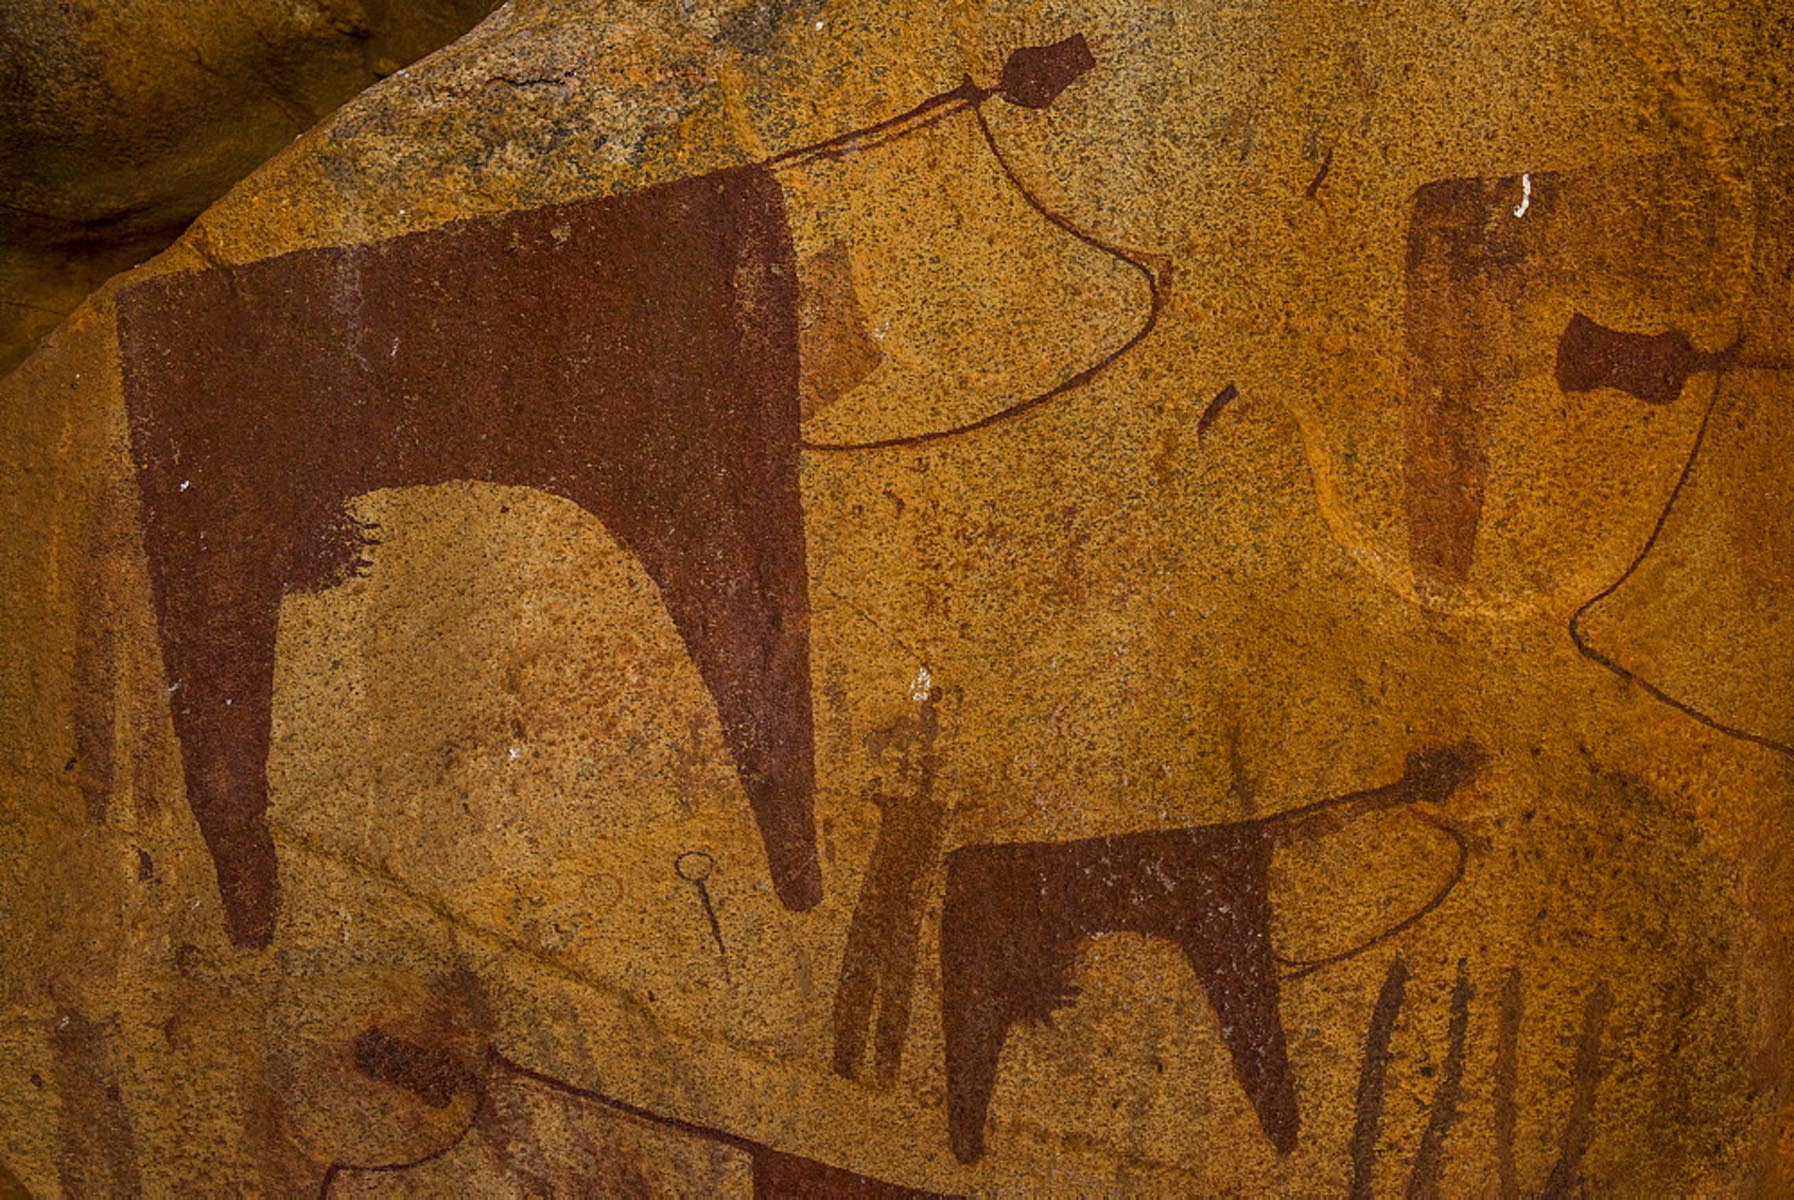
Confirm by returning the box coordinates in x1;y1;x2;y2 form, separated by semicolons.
115;35;1164;946
939;742;1483;1163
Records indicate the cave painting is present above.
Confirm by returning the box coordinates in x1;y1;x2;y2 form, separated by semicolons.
1399;161;1746;601
1403;173;1560;596
831;686;947;1085
1557;309;1794;758
114;33;1165;947
1554;312;1727;406
3;2;1784;1192
1400;152;1794;766
939;743;1482;1164
322;1029;952;1197
1347;959;1611;1199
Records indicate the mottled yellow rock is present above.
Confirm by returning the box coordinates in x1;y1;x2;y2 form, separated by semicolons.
1;0;1792;1195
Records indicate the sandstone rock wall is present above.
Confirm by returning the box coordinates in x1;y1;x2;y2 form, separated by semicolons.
1;0;1791;1193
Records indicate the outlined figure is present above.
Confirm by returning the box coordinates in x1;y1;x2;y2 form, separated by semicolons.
115;33;1167;947
1559;309;1794;758
938;743;1482;1164
320;1036;956;1197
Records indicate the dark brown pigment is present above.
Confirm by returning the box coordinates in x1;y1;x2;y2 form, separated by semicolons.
1403;957;1473;1199
939;822;1295;1164
1197;381;1240;442
995;34;1096;109
1493;966;1523;1199
832;690;947;1085
116;164;819;946
752;1145;955;1198
938;744;1483;1165
354;1027;475;1109
1403;173;1557;597
110;33;1131;950
50;1009;142;1197
1554;312;1712;405
1540;982;1613;1198
1562;325;1794;761
324;1048;960;1198
1348;956;1410;1199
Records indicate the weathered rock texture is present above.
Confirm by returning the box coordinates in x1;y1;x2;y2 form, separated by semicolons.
2;0;1793;1194
0;0;500;377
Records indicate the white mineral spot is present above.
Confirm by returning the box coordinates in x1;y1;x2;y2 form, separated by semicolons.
1513;172;1532;218
180;479;191;491
508;746;522;761
910;665;932;701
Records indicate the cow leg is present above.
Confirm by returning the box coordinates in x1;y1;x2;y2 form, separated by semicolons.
654;520;819;913
940;846;1052;1164
577;416;820;913
940;852;1011;1164
141;502;286;948
183;655;282;950
1176;828;1299;1153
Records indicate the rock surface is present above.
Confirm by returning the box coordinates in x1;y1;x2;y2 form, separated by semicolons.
2;0;1793;1194
0;0;499;377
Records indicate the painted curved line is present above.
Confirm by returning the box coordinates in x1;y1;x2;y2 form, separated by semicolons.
771;96;980;173
324;1044;959;1196
1275;809;1469;982
319;1045;759;1194
764;78;989;171
317;1072;490;1198
1566;365;1794;759
1197;381;1240;442
1284;0;1757;629
796;101;1168;453
484;1046;761;1154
